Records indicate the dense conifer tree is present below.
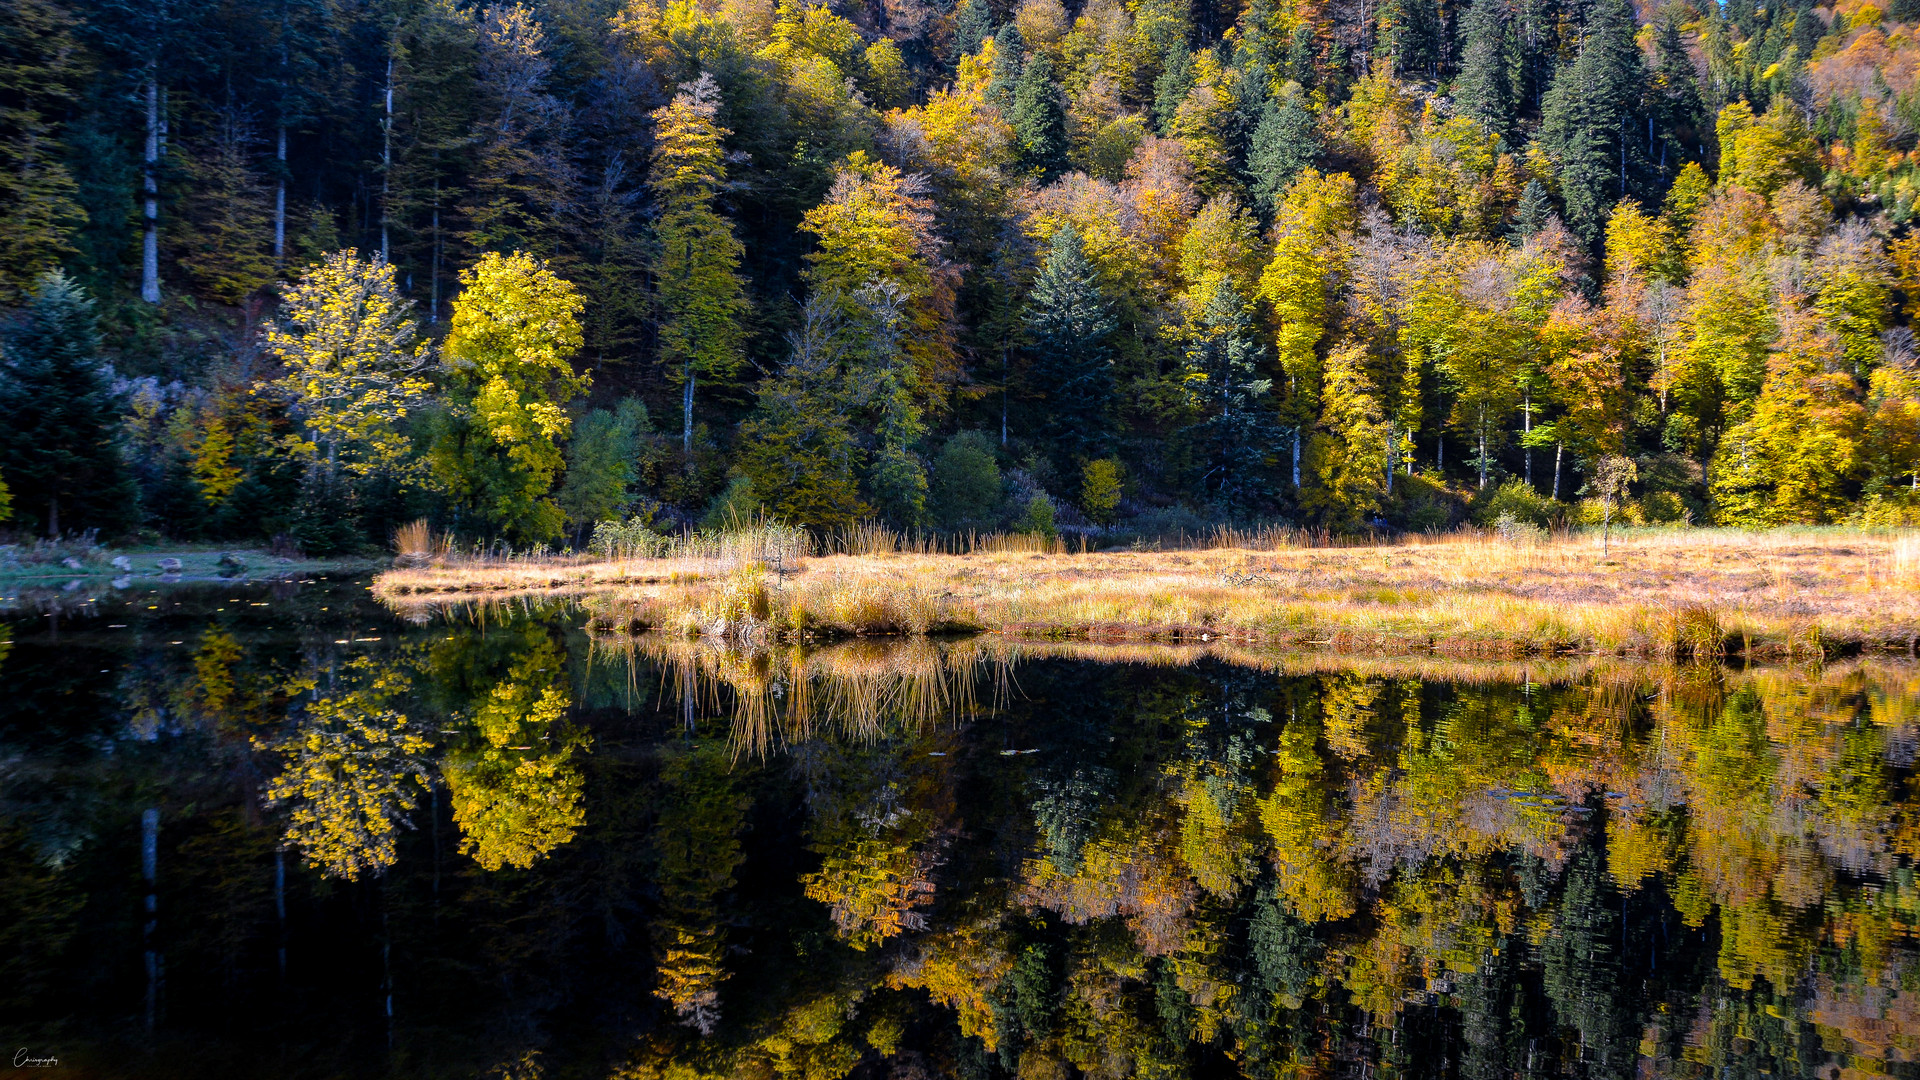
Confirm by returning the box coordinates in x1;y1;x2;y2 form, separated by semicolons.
1153;44;1195;135
1386;0;1446;79
1538;0;1648;243
1245;94;1319;220
1024;224;1116;476
1454;0;1514;135
0;272;135;536
987;24;1025;110
952;0;993;62
1010;53;1068;179
1183;280;1273;512
1649;12;1706;169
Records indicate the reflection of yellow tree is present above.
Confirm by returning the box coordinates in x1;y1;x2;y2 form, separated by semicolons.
802;832;937;950
1174;728;1260;899
1258;711;1357;923
186;627;279;735
798;740;955;952
445;640;587;872
259;656;431;880
191;628;244;718
651;742;750;1034
885;919;1014;1050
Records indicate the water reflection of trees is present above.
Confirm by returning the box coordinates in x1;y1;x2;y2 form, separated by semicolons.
257;654;431;880
599;646;1920;1078
249;607;593;880
14;600;1920;1077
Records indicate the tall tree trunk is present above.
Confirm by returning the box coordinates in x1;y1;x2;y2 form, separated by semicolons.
274;126;287;265
274;847;287;981
143;808;162;1033
1552;441;1562;500
1478;412;1487;489
430;177;441;323
142;73;162;304
1523;388;1532;487
1291;428;1300;489
381;895;394;1052
1385;420;1394;496
47;494;58;539
681;235;695;459
682;362;695;456
380;52;394;262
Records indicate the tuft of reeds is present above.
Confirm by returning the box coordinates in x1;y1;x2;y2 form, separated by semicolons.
1658;603;1726;663
392;519;436;568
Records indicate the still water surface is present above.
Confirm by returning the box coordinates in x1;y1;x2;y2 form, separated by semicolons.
4;577;1918;1078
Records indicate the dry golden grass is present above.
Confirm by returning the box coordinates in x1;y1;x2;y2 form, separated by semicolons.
376;527;1920;658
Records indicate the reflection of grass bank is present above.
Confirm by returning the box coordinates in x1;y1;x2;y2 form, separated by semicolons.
378;528;1920;659
599;633;1920;757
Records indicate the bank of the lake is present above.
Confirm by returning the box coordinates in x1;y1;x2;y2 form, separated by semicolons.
374;528;1920;660
0;542;383;591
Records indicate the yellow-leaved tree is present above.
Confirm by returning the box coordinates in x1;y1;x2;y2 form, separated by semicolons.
651;72;748;456
431;251;588;541
1260;168;1357;489
262;250;434;487
801;152;959;413
1709;314;1866;525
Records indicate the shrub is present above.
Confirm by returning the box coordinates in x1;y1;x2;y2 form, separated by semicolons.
1639;490;1692;524
1569;497;1645;527
701;476;763;530
1080;459;1123;525
1493;511;1546;544
1469;478;1558;529
591;515;671;558
1020;493;1057;539
930;432;1002;528
1384;473;1465;532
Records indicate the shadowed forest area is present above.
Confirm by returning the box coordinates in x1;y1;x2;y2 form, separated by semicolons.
5;0;1920;552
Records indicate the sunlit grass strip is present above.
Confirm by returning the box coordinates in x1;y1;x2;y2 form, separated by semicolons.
379;527;1920;659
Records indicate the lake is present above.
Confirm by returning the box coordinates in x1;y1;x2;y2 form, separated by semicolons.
3;576;1917;1078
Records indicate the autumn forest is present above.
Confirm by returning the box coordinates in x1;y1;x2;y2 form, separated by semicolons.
5;0;1920;546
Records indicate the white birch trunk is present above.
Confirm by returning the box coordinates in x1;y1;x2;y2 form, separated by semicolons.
142;74;161;304
274;126;287;265
380;51;394;262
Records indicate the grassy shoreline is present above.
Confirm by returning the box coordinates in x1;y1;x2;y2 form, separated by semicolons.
374;528;1920;660
0;543;383;586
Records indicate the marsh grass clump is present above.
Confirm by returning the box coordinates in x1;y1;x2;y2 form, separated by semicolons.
1493;512;1548;545
1661;604;1726;663
697;563;777;637
392;519;440;567
0;531;112;576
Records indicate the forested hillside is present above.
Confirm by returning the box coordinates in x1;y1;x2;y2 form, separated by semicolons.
3;0;1920;548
